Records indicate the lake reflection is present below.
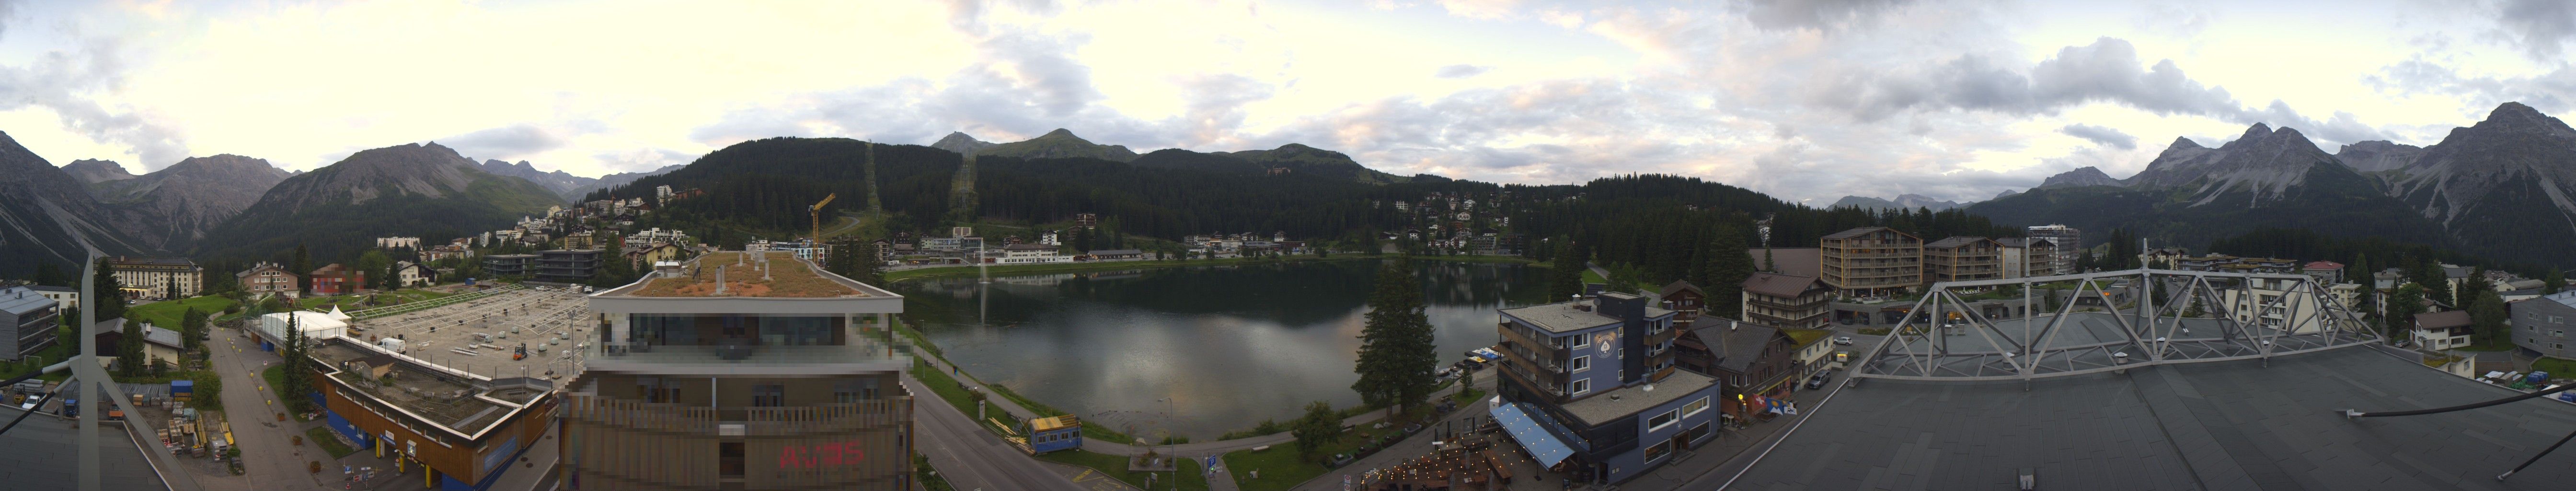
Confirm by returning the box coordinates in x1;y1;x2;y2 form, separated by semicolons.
893;259;1548;438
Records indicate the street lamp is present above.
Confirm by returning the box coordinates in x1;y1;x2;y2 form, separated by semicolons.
1159;397;1177;491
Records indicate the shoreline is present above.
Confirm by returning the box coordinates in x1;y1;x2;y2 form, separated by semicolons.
882;253;1544;282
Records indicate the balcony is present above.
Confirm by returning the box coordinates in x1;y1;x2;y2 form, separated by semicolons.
561;394;908;436
587;340;914;375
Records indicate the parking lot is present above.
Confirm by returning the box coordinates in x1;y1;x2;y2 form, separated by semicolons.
346;287;592;380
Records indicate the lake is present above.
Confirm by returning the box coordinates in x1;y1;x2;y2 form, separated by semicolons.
893;258;1549;439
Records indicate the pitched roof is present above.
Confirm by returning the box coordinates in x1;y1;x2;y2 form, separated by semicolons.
1707;321;1783;373
2412;310;2471;329
1658;280;1705;299
1087;249;1143;256
1747;247;1821;278
1924;236;1995;249
1741;272;1825;298
1994;237;2053;248
2304;260;2346;270
1820;227;1892;240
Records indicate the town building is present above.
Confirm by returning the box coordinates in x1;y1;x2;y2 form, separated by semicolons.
105;256;204;300
2139;246;2191;268
1490;293;1712;484
2409;310;2475;350
2302;260;2347;284
91;319;184;369
625;228;690;249
536;249;604;284
2024;224;2081;274
0;286;61;361
1656;281;1707;325
1679;320;1798;421
565;251;914;490
2216;276;2358;334
253;310;348;349
1086;249;1144;260
623;243;686;268
302;335;555;491
1738;272;1832;330
1817;227;1921;297
996;244;1067;264
309;264;367;296
483;254;539;279
564;234;601;250
1994;237;2057;279
237;262;300;297
377;237;423;249
26;284;78;310
2508;291;2576;359
392;261;438;288
1921;236;2002;285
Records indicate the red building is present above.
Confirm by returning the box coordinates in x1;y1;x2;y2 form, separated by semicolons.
309;264;366;295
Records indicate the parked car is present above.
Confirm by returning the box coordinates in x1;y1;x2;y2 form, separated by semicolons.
1329;453;1355;468
1804;374;1830;390
1834;336;1855;345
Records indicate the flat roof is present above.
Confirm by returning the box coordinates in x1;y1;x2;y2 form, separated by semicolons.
620;251;865;298
1502;302;1622;333
0;404;171;491
1731;347;2576;490
311;339;547;439
1559;369;1716;426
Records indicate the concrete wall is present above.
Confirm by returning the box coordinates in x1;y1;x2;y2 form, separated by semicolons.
2510;299;2576;359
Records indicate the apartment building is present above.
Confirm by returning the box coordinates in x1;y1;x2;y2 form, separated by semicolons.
0;286;60;361
237;262;300;296
1817;227;1921;297
377;236;423;249
1738;273;1831;330
565;251;913;491
105;256;204;300
483;254;539;279
2024;225;2080;274
537;249;603;284
2509;291;2576;359
1994;237;2057;279
1922;236;2003;285
1492;292;1715;484
309;264;366;296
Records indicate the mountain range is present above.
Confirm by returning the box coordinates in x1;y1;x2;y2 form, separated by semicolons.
194;142;562;263
1828;194;1966;211
935;129;1409;184
1972;102;2575;268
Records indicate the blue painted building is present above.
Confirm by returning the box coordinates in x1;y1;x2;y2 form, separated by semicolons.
1491;292;1721;484
1023;415;1082;454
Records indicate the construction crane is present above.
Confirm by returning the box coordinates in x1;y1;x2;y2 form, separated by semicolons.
809;193;838;243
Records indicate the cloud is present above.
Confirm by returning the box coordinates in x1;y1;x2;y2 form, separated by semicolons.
436;124;567;161
1734;0;1914;32
0;0;17;39
2495;0;2576;61
2366;59;2576;121
1434;64;1491;78
0;37;191;167
2059;123;2136;149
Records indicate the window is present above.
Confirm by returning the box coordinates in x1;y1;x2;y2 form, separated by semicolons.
1643;439;1670;462
1648;409;1680;432
1571;334;1590;349
1683;397;1710;418
720;442;745;477
1570;379;1591;396
834;378;881;403
1569;356;1590;373
753;384;785;407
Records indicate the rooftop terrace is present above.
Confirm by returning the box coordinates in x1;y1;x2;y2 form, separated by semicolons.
615;251;871;298
311;340;551;438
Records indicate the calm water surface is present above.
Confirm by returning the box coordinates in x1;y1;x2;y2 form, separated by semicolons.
893;259;1547;438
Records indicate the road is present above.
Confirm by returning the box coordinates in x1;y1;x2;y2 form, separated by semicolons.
207;326;334;491
906;378;1086;491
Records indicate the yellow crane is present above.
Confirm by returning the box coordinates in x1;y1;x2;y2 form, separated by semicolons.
809;193;837;243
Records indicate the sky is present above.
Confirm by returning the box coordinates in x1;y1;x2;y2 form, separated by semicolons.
1;0;2573;203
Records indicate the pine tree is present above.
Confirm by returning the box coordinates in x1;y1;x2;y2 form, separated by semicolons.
2470;288;2507;346
2386;284;2426;339
117;315;145;376
1351;260;1439;415
1704;224;1755;319
59;306;81;355
2548;270;2566;295
280;313;313;413
181;307;208;354
291;245;312;295
34;262;69;287
92;257;126;321
1548;242;1584;301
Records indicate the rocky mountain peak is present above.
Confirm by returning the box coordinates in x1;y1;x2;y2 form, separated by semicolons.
2334;140;2426;173
2123;122;2342;204
1041;128;1080;139
2469;101;2575;136
930;131;998;155
62;159;138;183
2238;123;2273;141
2038;166;2123;189
2169;136;2204;150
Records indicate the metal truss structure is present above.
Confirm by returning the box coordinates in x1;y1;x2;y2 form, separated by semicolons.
1853;268;2380;381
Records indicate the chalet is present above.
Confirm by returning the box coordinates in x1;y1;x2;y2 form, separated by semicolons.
1739;272;1832;330
1657;281;1707;325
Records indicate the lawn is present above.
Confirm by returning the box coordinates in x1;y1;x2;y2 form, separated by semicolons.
1580;269;1607;285
1224;423;1403;491
916;453;958;491
305;426;356;458
126;295;239;329
2531;356;2576;377
1037;449;1211;491
912;359;1018;434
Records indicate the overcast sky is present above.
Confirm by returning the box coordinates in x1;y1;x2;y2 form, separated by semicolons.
3;0;2572;203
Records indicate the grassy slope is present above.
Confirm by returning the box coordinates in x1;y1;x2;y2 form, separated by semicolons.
125;295;237;329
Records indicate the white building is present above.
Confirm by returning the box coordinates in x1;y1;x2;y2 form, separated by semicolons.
996;244;1069;264
624;227;691;248
256;310;350;346
376;237;422;249
104;256;204;301
2409;310;2474;350
26;285;78;310
2025;225;2081;274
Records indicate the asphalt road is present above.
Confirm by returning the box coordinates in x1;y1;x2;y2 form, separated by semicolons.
906;379;1086;491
